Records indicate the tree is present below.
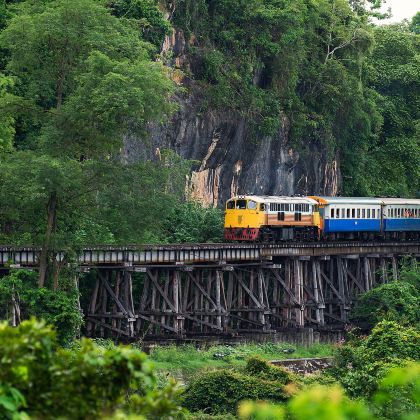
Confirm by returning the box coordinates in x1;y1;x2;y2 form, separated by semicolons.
351;24;420;196
350;281;419;328
0;0;175;286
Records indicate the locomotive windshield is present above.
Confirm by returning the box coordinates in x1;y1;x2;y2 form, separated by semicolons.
248;200;257;210
226;200;235;209
236;200;247;209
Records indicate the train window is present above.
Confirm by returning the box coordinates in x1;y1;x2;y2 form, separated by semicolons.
372;209;376;218
362;209;366;218
278;212;285;221
331;208;335;218
357;209;360;218
248;200;257;210
236;200;247;209
260;203;266;211
367;209;371;218
227;200;235;209
397;208;400;218
294;212;302;221
351;209;355;218
346;209;350;218
341;208;345;218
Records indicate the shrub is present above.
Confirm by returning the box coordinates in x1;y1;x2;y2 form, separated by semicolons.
0;319;183;419
332;321;420;398
183;369;289;414
0;270;83;345
244;356;295;384
350;281;419;328
239;363;420;420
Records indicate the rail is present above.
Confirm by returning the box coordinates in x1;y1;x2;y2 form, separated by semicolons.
0;241;419;268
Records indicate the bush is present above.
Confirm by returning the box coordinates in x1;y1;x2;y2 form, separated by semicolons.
332;321;420;398
239;363;420;420
0;270;83;345
0;319;183;419
183;369;289;415
244;356;295;384
350;281;419;328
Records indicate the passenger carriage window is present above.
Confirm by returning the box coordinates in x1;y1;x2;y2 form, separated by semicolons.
227;200;235;209
294;212;302;221
362;209;366;218
372;209;376;218
236;200;247;209
248;200;257;210
342;208;346;218
367;209;371;218
347;209;350;218
278;212;285;221
331;208;335;218
357;209;360;218
351;209;355;218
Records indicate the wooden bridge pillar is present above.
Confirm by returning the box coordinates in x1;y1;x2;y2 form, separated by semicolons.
84;252;419;340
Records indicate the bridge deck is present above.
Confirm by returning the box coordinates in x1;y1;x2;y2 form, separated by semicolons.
0;241;419;267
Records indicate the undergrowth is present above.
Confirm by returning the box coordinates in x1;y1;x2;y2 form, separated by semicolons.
148;342;333;376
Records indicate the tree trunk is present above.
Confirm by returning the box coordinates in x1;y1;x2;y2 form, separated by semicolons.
38;192;57;288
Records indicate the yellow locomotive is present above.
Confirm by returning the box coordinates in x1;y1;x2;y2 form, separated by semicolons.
224;195;321;241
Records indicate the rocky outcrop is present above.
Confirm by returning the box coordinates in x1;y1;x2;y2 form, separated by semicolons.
123;29;341;207
270;357;334;375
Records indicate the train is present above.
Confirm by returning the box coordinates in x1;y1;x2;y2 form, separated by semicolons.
224;195;420;241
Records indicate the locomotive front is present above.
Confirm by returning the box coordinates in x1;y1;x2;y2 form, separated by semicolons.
224;196;267;241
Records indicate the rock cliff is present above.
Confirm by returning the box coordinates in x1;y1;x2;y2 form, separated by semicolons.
123;28;341;207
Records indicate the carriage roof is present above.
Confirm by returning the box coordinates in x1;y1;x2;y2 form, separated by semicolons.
228;195;318;204
311;196;382;205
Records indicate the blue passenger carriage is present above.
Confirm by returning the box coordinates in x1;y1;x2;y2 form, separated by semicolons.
382;198;420;240
311;197;382;240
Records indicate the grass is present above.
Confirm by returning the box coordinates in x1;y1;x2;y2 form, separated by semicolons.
148;342;334;377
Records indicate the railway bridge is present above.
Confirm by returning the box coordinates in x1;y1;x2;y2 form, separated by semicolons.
0;241;419;339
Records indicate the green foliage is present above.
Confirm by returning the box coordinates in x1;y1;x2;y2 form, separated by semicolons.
149;342;333;376
239;362;420;420
106;0;171;50
244;356;295;384
0;319;183;419
351;24;420;196
183;368;289;414
350;281;419;328
0;73;15;154
332;321;420;398
161;200;224;243
0;0;179;283
373;362;420;419
0;270;83;345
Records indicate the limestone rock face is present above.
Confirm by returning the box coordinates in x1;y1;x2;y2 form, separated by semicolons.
123;29;341;207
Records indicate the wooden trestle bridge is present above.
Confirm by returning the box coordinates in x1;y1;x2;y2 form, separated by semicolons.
0;241;419;339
